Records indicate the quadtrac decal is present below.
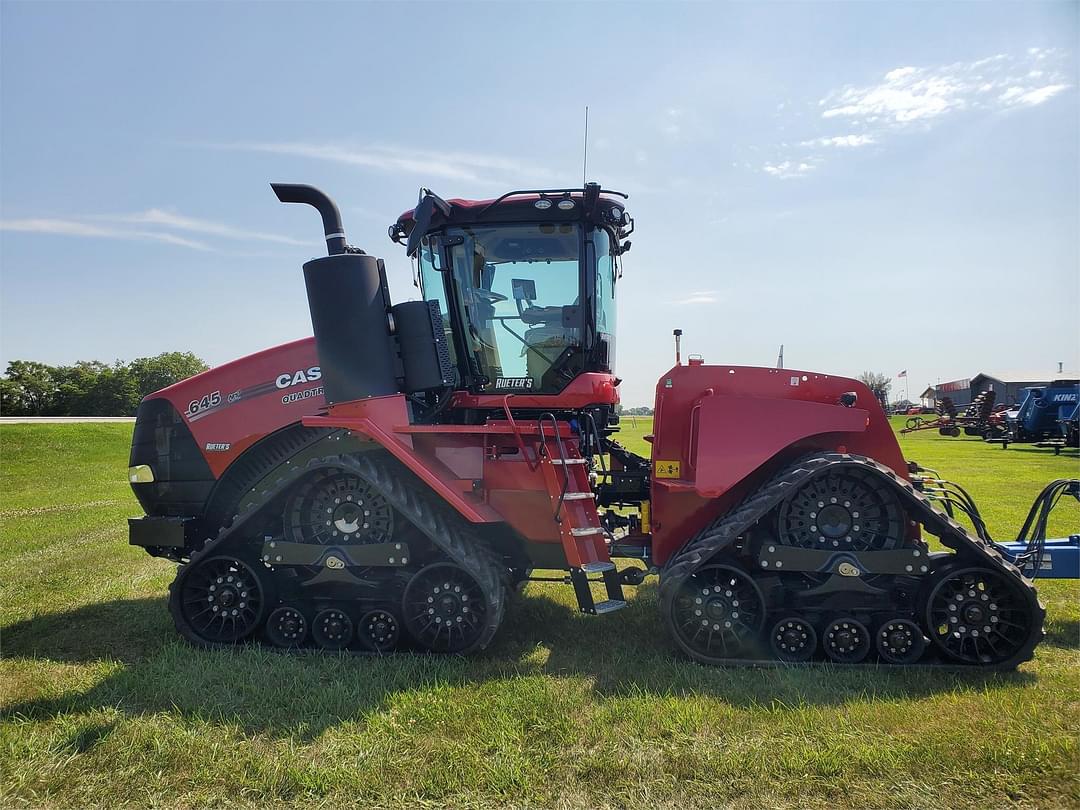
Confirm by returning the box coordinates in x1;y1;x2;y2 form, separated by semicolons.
185;366;323;422
495;376;534;391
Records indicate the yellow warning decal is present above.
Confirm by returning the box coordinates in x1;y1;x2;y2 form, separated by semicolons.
654;460;681;479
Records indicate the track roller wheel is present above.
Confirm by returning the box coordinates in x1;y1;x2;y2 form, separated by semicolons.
770;617;818;663
666;564;766;663
312;608;353;650
403;562;489;654
823;618;871;663
925;566;1036;666
265;606;308;648
875;618;926;664
357;609;401;653
172;555;266;645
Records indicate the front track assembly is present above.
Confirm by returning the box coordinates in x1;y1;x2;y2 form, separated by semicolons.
168;443;507;656
659;453;1045;669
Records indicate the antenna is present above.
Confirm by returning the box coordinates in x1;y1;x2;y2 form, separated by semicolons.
776;344;784;369
582;105;589;185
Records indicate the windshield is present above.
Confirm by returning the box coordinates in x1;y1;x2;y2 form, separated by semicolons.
439;223;581;393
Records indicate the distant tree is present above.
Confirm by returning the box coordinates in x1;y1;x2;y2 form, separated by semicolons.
0;361;58;415
857;371;892;401
625;406;654;416
53;361;110;415
127;352;208;402
1;352;208;416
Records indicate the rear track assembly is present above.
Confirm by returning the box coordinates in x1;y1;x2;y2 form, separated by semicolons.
659;453;1044;669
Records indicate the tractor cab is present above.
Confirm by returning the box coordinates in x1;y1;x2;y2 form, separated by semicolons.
390;184;633;396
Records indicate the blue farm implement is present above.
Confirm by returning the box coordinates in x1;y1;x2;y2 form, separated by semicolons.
986;382;1080;454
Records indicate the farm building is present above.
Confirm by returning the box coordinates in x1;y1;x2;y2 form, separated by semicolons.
926;371;1066;408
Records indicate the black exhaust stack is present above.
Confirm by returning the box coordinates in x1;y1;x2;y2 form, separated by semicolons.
273;183;399;404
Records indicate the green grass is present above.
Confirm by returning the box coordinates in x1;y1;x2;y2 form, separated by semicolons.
1;421;1078;809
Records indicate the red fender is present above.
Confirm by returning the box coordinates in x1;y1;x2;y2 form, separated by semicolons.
691;396;868;497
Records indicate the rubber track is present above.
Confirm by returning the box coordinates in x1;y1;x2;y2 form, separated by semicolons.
658;452;1045;670
169;449;507;654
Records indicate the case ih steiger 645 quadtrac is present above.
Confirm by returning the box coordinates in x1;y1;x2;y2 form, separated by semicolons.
128;183;1077;667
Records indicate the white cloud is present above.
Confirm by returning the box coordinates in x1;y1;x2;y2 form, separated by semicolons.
1001;83;1069;107
760;49;1070;180
110;209;307;246
762;160;817;179
0;218;213;250
670;290;721;305
801;134;876;148
211;141;553;186
820;50;1071;128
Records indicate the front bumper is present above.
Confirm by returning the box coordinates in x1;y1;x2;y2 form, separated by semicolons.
128;515;198;549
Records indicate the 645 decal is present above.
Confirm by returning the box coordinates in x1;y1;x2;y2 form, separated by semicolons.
186;390;221;417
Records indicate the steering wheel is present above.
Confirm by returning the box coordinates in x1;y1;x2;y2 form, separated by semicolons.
473;289;508;303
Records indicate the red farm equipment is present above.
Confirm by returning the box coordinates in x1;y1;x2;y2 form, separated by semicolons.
901;390;997;437
127;183;1076;668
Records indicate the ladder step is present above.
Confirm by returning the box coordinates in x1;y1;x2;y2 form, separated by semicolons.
550;458;587;465
563;492;595;501
581;561;615;573
570;527;604;537
593;599;627;615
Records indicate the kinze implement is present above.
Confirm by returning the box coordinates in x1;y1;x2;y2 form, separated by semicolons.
128;183;1077;667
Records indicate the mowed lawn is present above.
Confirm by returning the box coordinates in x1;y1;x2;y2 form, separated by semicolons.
1;420;1078;809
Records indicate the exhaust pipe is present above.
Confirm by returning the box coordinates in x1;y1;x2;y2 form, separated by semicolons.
273;182;398;404
271;183;349;256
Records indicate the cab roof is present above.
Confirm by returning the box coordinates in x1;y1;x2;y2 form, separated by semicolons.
391;186;630;239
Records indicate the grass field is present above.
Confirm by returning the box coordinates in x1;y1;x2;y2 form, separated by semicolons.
1;420;1078;809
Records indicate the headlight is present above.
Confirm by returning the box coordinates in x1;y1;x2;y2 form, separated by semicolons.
128;464;154;483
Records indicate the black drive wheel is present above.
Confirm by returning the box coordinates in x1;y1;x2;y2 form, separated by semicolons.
925;566;1037;666
403;562;489;654
312;608;353;651
265;606;308;648
357;608;401;653
875;618;926;664
770;617;818;663
173;555;266;645
284;469;394;545
823;618;871;663
667;564;766;663
778;467;905;551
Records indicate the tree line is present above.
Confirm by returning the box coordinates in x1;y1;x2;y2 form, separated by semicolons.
0;353;208;416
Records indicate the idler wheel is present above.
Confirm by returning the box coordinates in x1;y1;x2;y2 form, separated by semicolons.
312;608;354;651
357;609;401;653
925;566;1034;665
403;562;488;654
770;617;818;663
875;618;926;664
823;618;871;663
265;606;308;648
174;555;265;645
666;564;766;663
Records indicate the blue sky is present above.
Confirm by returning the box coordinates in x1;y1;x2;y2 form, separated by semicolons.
1;1;1076;407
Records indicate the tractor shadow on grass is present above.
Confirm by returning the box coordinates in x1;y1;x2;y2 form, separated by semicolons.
3;582;1068;742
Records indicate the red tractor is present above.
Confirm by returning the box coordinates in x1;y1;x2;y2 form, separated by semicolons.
128;183;1047;667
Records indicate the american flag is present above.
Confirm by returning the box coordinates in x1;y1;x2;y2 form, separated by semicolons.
897;370;907;378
